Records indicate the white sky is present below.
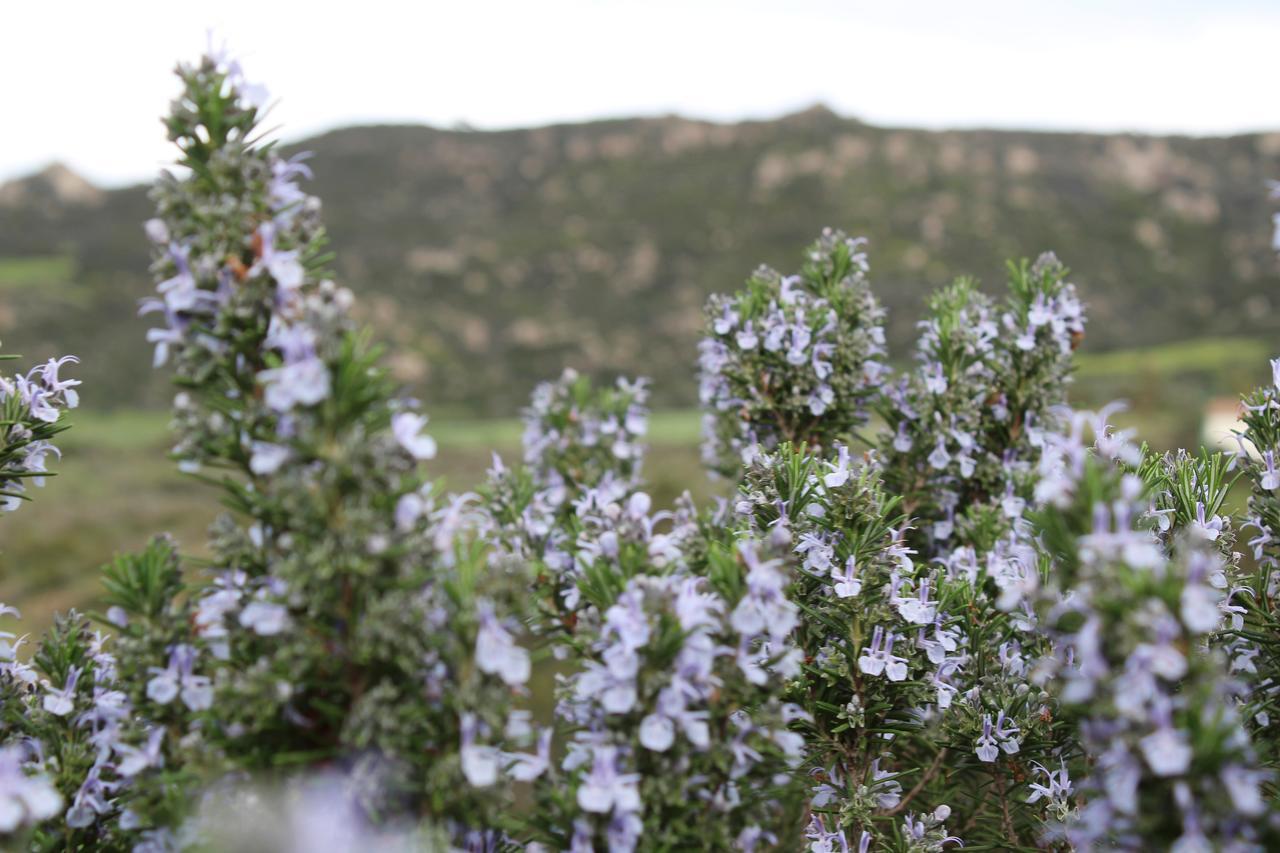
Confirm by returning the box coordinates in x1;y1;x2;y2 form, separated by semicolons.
4;0;1279;187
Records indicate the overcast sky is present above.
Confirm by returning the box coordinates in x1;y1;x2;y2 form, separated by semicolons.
5;0;1279;187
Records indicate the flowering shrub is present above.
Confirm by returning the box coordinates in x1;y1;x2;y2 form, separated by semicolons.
698;230;886;478
5;48;1280;853
0;347;78;513
1030;411;1274;849
523;368;650;497
481;369;663;635
0;345;78;842
528;554;806;851
2;52;539;850
876;255;1083;556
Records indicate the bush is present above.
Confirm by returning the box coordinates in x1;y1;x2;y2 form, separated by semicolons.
2;50;1280;852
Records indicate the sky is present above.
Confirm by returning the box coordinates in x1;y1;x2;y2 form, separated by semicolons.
4;0;1279;187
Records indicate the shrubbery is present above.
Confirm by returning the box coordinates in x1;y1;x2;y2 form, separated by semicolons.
3;51;1280;852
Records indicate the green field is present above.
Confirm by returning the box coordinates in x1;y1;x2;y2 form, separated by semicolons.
0;407;719;632
1;335;1272;629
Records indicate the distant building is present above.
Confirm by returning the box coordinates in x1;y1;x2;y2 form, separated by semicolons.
1202;396;1253;457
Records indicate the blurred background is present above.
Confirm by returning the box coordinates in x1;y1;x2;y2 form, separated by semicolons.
2;0;1279;623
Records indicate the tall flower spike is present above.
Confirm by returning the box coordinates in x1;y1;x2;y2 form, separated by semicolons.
1029;409;1272;849
698;229;886;478
0;346;77;513
877;255;1083;561
4;50;540;848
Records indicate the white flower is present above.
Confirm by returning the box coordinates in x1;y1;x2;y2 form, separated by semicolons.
639;714;675;752
1139;727;1192;777
475;605;531;687
146;669;180;706
392;412;438;461
143;218;169;244
1221;765;1265;816
249;441;290;475
240;600;290;636
461;743;500;787
1179;584;1220;633
259;357;330;412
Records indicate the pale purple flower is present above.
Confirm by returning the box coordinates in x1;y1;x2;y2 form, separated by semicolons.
36;356;80;408
975;712;1020;762
249;441;290;475
115;728;165;778
823;444;851;488
1221;765;1266;816
1180;583;1220;633
1140;725;1192;776
1026;762;1073;811
975;715;999;763
894;578;936;625
808;384;834;416
392;412;438;461
893;421;913;452
475;602;530;687
928;437;950;470
459;713;500;787
259;357;330;412
1189;502;1223;543
257;222;305;292
0;748;61;833
577;746;642;815
156;243;203;312
830;556;862;599
639;713;676;752
42;667;79;716
240;598;290;636
1261;450;1280;491
505;729;552;782
923;362;947;395
65;765;111;828
857;626;907;681
268;153;314;216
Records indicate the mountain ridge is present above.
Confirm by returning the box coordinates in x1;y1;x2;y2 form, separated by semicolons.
1;112;1278;415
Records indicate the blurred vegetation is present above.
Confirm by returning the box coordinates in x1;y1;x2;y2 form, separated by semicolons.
2;113;1279;416
2;332;1271;628
0;408;720;633
2;111;1277;628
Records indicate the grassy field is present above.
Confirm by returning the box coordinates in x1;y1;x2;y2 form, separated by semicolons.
1;335;1271;630
0;407;719;632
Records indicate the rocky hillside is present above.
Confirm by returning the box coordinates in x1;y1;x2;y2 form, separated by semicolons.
2;108;1278;415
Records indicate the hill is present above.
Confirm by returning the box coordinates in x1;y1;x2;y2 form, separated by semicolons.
1;109;1278;415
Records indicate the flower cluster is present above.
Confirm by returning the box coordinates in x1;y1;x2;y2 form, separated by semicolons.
0;350;78;512
877;255;1083;557
0;345;78;847
0;744;61;838
523;368;650;497
0;606;64;846
482;372;669;635
735;442;1062;849
530;551;805;851
1233;357;1280;768
13;47;1280;853
698;229;886;477
0;52;542;849
1030;409;1274;849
